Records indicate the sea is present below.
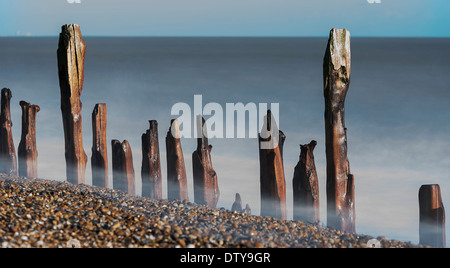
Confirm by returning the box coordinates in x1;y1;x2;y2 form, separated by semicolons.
0;37;449;245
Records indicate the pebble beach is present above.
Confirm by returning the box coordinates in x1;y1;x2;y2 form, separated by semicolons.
0;174;420;248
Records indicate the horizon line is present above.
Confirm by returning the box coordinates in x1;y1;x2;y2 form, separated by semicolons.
2;35;450;38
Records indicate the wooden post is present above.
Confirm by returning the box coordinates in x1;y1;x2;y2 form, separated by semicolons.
419;184;446;247
111;140;135;195
231;193;243;212
18;101;40;179
232;193;252;214
0;88;17;176
244;204;252;214
293;140;320;224
258;110;287;220
57;24;87;184
166;119;188;201
192;115;219;208
91;104;108;188
141;120;162;199
323;28;356;232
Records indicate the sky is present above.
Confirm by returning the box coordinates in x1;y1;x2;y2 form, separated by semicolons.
0;0;449;37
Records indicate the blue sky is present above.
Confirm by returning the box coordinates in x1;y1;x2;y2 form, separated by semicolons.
0;0;449;37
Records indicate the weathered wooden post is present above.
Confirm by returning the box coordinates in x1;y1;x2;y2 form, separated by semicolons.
293;140;320;224
231;193;243;212
323;28;355;232
141;120;162;199
258;110;287;220
231;193;252;214
419;184;446;247
91;104;108;188
57;24;87;184
0;88;17;176
244;204;251;214
192;115;219;208
166;119;189;201
18;101;40;179
111;139;135;195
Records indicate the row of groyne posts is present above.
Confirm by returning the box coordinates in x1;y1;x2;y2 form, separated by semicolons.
0;25;445;247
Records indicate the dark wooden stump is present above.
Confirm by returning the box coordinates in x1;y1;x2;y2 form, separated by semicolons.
141;120;162;199
419;184;446;247
166;119;188;201
258;110;286;220
0;88;17;176
91;103;108;188
18;101;40;179
192;116;219;208
111;140;135;195
293;140;320;224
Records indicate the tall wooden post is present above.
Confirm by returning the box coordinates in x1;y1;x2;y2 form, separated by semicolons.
91;104;108;188
419;184;446;247
258;110;287;220
323;28;355;232
57;24;87;184
18;101;40;179
293;140;320;224
141;120;162;199
166;119;188;201
111;139;135;195
0;88;17;176
192;115;219;208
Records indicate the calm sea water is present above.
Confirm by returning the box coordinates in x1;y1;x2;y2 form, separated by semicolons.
0;37;449;245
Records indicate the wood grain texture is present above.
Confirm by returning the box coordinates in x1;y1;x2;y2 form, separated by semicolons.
112;139;135;195
0;88;17;176
258;110;286;220
166;119;188;201
57;24;87;184
192;116;219;208
141;120;162;199
323;28;355;232
18;101;40;179
91;103;108;188
293;140;320;224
